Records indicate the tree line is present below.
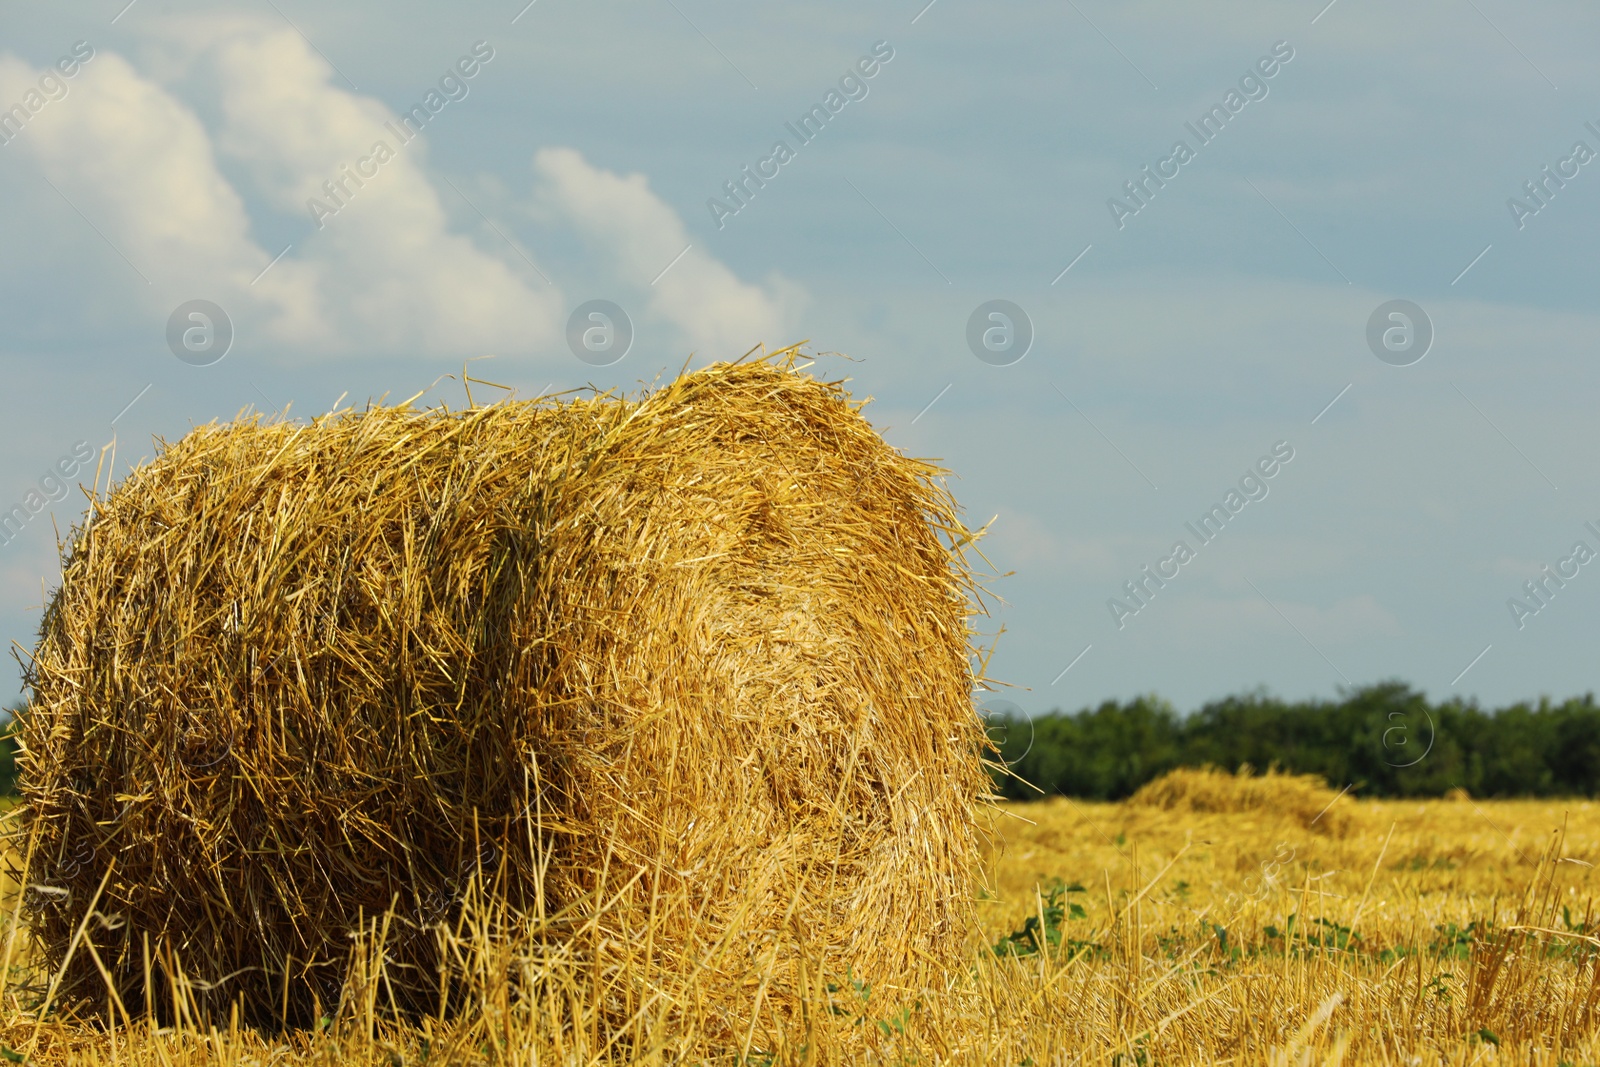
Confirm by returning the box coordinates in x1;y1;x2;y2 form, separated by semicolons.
4;681;1598;799
986;680;1600;801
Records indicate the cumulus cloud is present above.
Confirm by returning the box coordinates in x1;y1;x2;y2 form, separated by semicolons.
205;26;564;358
0;26;566;361
531;146;803;361
0;47;261;337
5;49;252;283
0;24;801;366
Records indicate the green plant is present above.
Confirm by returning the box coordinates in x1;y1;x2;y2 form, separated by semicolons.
1212;923;1240;963
825;972;872;1024
1430;921;1487;959
1304;916;1362;953
1112;1031;1154;1066
1261;914;1365;956
992;879;1089;958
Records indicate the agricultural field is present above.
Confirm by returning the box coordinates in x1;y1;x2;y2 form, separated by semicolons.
976;778;1600;1065
0;770;1595;1065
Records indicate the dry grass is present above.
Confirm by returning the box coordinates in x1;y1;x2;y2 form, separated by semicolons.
0;789;1595;1064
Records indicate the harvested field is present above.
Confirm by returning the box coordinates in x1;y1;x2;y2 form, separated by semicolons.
0;786;1597;1063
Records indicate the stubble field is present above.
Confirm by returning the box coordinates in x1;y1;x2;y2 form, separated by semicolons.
0;782;1595;1065
976;786;1600;1065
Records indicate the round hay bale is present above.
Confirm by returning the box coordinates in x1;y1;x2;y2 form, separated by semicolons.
11;356;993;1029
1127;764;1354;836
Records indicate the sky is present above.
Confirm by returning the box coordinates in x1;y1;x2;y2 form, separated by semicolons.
0;0;1597;720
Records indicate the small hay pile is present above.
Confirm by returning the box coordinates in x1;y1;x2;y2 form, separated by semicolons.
1127;765;1354;836
11;353;994;1030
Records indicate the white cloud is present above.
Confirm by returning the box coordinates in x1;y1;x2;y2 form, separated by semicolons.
206;27;564;358
8;50;253;286
0;27;567;361
0;25;799;365
531;146;804;361
0;47;262;335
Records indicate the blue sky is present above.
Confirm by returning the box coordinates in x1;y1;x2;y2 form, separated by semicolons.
1;0;1597;718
